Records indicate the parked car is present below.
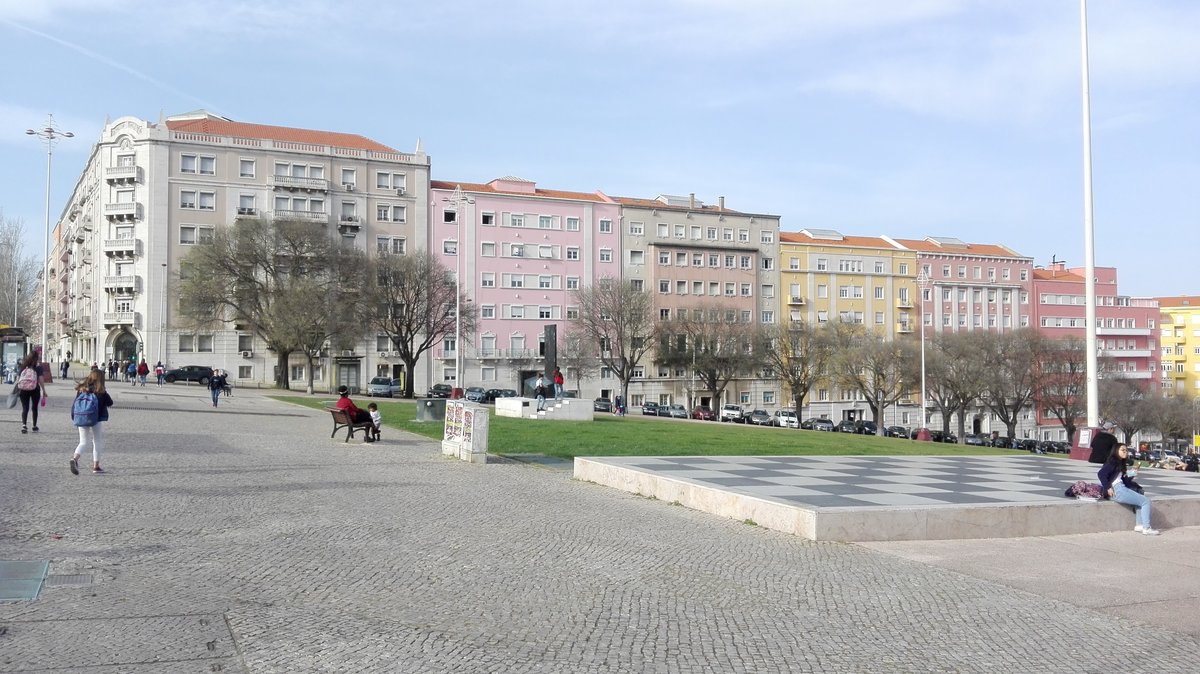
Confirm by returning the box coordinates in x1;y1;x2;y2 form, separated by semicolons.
692;406;717;421
746;409;773;426
426;383;453;398
720;404;746;423
663;404;689;419
772;410;799;428
464;386;488;403
593;397;613;412
641;402;660;416
163;365;213;385
836;420;857;433
964;433;987;446
366;376;402;397
885;426;909;438
854;420;878;435
803;418;835;432
485;388;516;403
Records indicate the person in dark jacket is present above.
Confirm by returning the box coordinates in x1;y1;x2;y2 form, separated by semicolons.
209;369;228;408
1088;422;1119;463
1098;443;1158;535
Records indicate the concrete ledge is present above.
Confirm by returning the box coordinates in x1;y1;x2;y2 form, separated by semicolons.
574;457;1200;542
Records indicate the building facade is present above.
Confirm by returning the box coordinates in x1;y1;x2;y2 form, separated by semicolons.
51;111;429;390
428;177;620;396
1156;296;1200;397
616;194;780;410
1030;262;1160;439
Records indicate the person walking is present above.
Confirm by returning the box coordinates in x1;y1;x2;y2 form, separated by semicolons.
136;360;149;387
60;359;69;380
15;351;47;433
1098;443;1159;535
552;367;564;400
209;368;228;408
68;370;114;475
535;380;548;412
154;362;165;387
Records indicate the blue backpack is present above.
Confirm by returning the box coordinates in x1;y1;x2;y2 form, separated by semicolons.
72;391;100;427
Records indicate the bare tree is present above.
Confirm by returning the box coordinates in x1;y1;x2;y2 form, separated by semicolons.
366;251;473;398
760;318;834;414
978;328;1042;439
925;331;990;443
828;321;916;436
1100;377;1154;445
0;212;39;330
656;303;767;409
1142;394;1194;450
568;276;658;405
1034;336;1089;442
558;328;602;396
178;217;362;389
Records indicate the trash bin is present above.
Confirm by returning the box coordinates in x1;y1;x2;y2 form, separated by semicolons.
451;387;464;400
416;398;447;422
915;427;932;442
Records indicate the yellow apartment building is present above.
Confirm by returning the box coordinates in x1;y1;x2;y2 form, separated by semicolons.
1156;296;1200;397
779;229;918;424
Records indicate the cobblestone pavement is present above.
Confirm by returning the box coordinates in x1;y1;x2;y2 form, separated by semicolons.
2;381;1198;673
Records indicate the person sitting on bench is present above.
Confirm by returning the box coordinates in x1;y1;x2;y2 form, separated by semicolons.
335;385;375;442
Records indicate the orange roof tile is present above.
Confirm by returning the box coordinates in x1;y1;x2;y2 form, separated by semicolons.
1032;268;1085;282
166;117;396;152
889;237;1026;259
1156;296;1200;308
780;231;903;250
431;180;609;203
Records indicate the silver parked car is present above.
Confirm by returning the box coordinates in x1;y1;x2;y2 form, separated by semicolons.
365;376;402;397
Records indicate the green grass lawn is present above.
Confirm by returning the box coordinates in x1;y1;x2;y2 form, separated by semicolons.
273;395;1029;461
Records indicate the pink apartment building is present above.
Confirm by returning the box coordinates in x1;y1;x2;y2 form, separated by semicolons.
1030;262;1160;439
429;177;620;394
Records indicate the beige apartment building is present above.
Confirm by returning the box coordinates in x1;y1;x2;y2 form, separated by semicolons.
50;111;429;391
616;194;780;410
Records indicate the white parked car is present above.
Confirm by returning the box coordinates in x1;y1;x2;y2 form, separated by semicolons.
772;409;799;428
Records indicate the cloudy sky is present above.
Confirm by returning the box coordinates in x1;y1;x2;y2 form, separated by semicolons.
1;0;1196;297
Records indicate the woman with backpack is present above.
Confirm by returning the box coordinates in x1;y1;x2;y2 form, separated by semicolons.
15;351;47;434
69;370;114;475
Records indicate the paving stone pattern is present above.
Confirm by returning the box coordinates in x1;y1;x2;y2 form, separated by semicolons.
1;382;1197;672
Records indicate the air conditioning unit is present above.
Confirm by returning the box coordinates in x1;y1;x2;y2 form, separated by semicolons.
389;351;400;358
343;183;355;191
240;350;253;358
396;187;406;196
379;351;388;358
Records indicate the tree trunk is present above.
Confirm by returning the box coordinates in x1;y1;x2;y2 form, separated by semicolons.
402;356;418;398
305;354;315;394
275;350;290;389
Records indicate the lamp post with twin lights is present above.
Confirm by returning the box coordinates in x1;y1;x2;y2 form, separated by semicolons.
917;270;931;435
441;186;473;389
26;113;73;355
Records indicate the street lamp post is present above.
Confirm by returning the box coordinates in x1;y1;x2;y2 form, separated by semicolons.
441;186;473;389
26;114;73;357
917;271;931;432
160;263;168;365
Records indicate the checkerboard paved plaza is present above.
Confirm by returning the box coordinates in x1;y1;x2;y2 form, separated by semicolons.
2;381;1198;672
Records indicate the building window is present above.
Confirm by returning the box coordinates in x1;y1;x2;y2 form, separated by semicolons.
707;227;717;240
481;212;495;226
481;272;495;288
566;247;579;261
659;280;670;293
481;304;495;319
816;259;828;271
599;248;612;262
567;276;580;290
481;242;496;257
629;221;643;235
539;215;553;229
630;250;645;265
738;229;750;242
566;217;579;231
180;190;197;209
443;240;458;255
239;159;255;178
761;311;774;323
599;219;612;233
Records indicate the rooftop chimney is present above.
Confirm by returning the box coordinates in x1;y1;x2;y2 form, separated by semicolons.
718;196;725;211
689;193;695;209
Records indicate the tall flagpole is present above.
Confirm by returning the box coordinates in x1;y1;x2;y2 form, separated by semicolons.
1081;0;1099;426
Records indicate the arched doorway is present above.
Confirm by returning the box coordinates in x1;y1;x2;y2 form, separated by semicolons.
112;331;138;365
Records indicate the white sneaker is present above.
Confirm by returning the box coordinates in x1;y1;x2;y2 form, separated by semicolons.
1141;528;1161;536
1134;525;1144;532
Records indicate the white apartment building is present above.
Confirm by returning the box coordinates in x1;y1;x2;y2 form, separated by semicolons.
51;111;429;391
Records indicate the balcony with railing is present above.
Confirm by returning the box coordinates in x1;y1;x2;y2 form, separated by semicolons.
896;321;914;333
271;174;330;191
273;209;328;223
104;165;139;183
102;311;139;328
896;296;914;308
103;202;139;220
787;295;806;305
1099;348;1153;358
103;275;141;292
337;214;361;234
103;237;141;257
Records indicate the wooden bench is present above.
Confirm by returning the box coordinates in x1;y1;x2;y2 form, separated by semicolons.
329;408;375;442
